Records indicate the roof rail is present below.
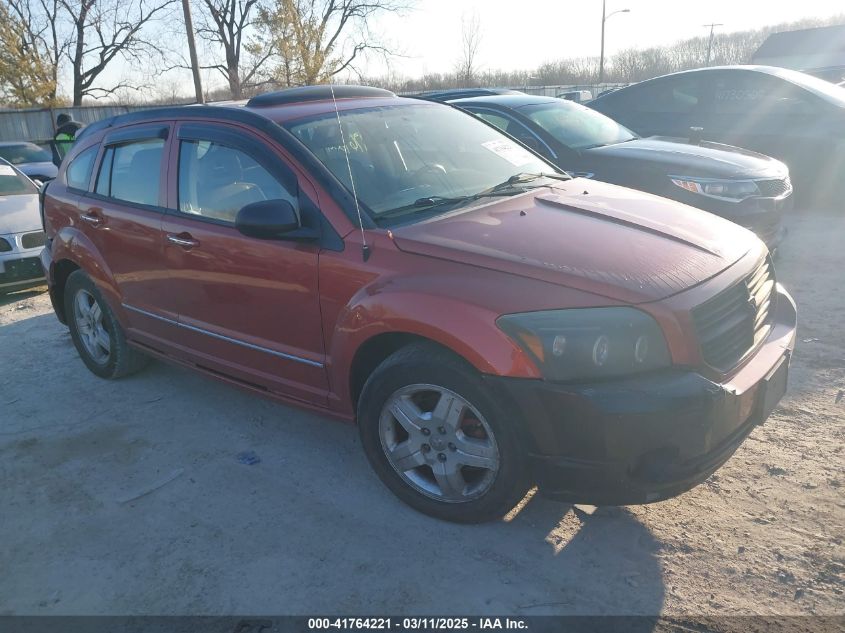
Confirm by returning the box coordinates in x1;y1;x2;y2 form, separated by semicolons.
246;85;395;107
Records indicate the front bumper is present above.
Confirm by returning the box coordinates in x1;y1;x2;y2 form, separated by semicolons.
672;190;792;250
0;237;46;292
486;287;797;505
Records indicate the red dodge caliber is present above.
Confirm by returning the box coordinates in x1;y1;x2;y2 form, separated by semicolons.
41;86;797;523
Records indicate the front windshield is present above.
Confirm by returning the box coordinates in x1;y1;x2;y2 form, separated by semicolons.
0;143;52;165
286;103;553;220
517;100;637;149
0;164;37;196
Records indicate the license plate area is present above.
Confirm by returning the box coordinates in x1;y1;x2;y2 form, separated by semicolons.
758;354;789;421
4;257;42;280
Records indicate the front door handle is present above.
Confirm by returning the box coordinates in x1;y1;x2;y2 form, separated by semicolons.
166;233;200;249
80;209;104;227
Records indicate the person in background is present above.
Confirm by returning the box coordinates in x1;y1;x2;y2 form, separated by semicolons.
53;113;84;161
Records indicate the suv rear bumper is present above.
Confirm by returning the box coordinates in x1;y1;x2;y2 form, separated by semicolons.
485;285;797;505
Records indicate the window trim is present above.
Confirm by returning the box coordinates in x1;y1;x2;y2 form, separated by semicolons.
177;123;298;194
103;124;169;146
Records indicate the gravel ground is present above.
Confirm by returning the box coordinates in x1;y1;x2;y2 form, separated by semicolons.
0;210;843;617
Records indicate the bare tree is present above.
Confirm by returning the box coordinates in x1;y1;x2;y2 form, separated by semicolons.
258;0;408;87
193;0;275;99
59;0;178;105
454;11;481;86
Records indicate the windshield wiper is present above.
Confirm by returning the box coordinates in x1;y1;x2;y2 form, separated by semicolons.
480;172;569;194
375;192;512;224
375;172;570;225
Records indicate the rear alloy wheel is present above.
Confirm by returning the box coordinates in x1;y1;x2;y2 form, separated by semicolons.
358;343;529;523
72;288;111;366
64;270;149;379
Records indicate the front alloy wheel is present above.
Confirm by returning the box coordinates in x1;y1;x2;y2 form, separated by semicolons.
379;384;500;502
358;343;529;523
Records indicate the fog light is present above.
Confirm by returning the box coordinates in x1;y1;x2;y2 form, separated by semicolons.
634;335;649;363
592;335;610;366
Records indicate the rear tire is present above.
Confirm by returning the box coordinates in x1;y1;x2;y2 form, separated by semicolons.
357;343;530;523
64;270;149;379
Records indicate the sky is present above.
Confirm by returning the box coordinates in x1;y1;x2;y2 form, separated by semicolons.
100;0;845;100
366;0;844;79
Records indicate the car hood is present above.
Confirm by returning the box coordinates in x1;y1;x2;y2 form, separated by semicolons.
16;161;58;179
390;179;756;304
583;137;787;179
0;194;42;235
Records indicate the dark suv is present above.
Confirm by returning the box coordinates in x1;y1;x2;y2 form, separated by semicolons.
41;86;797;523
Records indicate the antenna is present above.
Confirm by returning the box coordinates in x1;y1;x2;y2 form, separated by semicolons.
329;84;370;262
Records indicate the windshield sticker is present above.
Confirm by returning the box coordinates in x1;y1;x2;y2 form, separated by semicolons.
0;165;16;176
481;140;535;166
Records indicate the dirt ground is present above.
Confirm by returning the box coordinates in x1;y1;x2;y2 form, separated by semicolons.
1;210;843;618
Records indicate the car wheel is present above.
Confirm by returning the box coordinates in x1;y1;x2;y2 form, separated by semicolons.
64;270;149;379
357;343;530;523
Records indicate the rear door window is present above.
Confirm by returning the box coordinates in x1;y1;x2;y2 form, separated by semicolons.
94;138;164;206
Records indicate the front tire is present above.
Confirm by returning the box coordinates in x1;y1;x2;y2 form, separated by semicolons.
357;343;530;523
64;270;149;379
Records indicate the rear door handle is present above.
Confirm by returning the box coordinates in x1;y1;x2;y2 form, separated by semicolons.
166;233;200;249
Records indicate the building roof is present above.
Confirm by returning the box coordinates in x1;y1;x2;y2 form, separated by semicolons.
752;25;845;75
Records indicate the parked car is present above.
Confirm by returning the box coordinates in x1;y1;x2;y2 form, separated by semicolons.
0;142;59;183
587;66;845;200
412;87;523;102
0;159;47;295
557;90;593;103
449;94;792;247
42;85;797;523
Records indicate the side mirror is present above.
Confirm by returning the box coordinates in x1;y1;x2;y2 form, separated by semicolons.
235;199;300;240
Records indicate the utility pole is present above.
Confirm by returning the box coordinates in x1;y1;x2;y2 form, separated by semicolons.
704;23;724;66
599;1;630;85
182;0;204;103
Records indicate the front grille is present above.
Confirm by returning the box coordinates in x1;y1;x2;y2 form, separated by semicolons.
21;231;46;249
693;258;776;370
0;237;11;252
756;177;792;198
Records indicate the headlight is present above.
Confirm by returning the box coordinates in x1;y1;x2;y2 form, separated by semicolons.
671;177;760;201
497;307;671;381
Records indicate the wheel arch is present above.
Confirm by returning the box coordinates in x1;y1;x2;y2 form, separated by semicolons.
50;258;81;324
330;289;543;416
48;228;122;322
348;332;467;412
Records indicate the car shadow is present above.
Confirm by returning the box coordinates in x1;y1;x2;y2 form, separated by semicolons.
499;493;666;620
0;285;47;308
